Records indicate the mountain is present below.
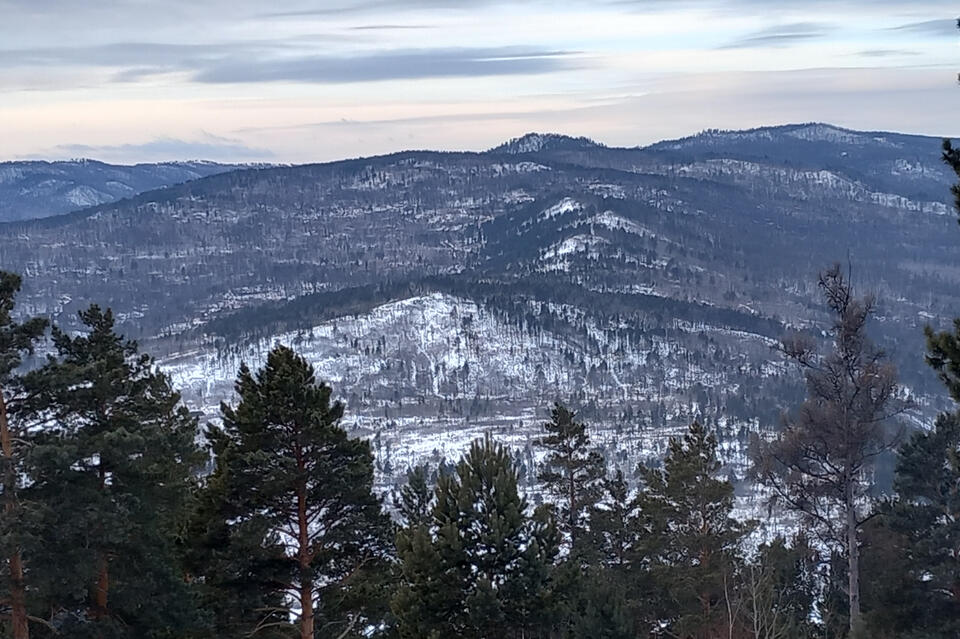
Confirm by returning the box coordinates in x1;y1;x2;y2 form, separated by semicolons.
3;122;957;495
0;159;242;221
491;132;604;155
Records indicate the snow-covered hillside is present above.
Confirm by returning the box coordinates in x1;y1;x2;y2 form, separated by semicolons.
0;159;239;221
165;293;785;500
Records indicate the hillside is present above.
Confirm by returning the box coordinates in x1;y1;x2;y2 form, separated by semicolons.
0;159;240;221
2;122;957;490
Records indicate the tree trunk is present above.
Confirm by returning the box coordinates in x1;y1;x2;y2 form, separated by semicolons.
299;581;314;639
568;456;577;548
846;482;861;635
93;552;109;618
8;551;29;639
92;463;109;622
296;464;314;639
0;390;30;639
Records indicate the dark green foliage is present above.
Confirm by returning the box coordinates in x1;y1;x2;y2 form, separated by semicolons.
395;464;433;529
925;317;960;402
22;305;205;638
637;421;749;639
944;138;960;219
0;271;47;639
536;403;605;555
207;345;392;639
393;435;559;639
859;411;960;638
0;272;47;383
179;457;294;639
587;469;638;569
562;569;635;639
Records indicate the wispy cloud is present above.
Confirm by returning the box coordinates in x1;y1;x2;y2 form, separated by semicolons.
719;22;832;49
348;24;435;30
0;38;342;69
258;0;510;19
2;0;957;162
889;18;958;36
193;47;584;84
855;48;921;57
55;134;274;162
0;41;582;85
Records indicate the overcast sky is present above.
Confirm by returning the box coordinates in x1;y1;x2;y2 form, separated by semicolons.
1;0;957;163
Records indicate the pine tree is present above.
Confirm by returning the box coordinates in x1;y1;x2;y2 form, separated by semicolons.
587;469;637;570
638;421;749;639
393;435;559;639
753;265;903;635
210;345;392;639
565;572;634;639
179;456;294;639
943;137;960;219
0;272;46;639
395;464;433;529
859;411;960;637
22;305;203;638
576;468;658;637
536;403;605;555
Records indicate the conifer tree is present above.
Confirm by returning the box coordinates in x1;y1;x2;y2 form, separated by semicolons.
753;265;903;635
943;138;960;219
859;411;960;637
536;403;605;555
577;468;659;637
638;421;748;639
587;469;637;570
395;464;432;529
210;345;392;639
23;305;203;638
393;435;559;639
0;272;46;639
179;456;294;639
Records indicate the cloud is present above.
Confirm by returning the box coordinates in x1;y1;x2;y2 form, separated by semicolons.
348;24;435;30
1;38;338;70
720;22;831;49
889;19;958;36
855;49;920;57
258;0;513;18
0;40;581;86
55;134;274;162
193;47;583;84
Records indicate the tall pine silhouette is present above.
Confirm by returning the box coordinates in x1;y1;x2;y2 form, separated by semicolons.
393;435;559;639
24;306;203;638
0;272;46;639
209;345;391;639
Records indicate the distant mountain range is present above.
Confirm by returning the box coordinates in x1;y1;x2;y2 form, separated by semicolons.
0;159;242;221
3;123;957;497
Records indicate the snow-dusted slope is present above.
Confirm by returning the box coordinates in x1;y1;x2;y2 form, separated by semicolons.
0;159;240;221
5;123;956;520
164;293;786;496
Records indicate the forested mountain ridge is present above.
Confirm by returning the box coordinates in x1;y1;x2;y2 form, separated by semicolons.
2;122;957;493
0;158;242;221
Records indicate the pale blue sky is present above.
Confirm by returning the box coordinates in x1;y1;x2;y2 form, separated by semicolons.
1;0;957;163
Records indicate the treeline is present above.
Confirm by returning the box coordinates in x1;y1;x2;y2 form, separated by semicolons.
1;259;960;639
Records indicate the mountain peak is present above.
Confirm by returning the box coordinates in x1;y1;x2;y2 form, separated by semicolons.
648;122;920;151
490;132;603;155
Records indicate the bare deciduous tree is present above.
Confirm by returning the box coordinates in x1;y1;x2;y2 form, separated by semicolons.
753;264;906;635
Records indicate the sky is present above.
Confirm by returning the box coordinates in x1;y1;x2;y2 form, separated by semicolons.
1;0;957;164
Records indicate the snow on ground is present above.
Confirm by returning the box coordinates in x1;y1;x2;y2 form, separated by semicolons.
162;292;785;519
539;197;582;221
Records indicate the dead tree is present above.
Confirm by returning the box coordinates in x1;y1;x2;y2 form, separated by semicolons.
753;264;905;635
